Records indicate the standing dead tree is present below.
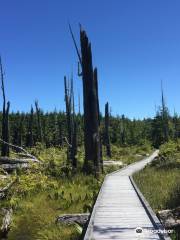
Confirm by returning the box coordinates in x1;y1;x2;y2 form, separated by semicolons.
35;100;43;143
104;102;111;157
26;106;34;147
0;57;10;157
64;76;77;168
71;121;77;168
71;82;77;168
69;25;101;175
64;76;72;153
120;114;126;146
17;114;25;147
94;68;103;172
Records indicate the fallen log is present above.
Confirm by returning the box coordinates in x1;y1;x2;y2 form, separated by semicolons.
158;207;180;229
0;139;41;163
56;213;89;225
0;163;29;171
0;157;38;164
0;208;13;238
17;153;35;158
0;156;41;172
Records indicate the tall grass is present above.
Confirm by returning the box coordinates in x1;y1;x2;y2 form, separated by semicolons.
134;141;180;239
6;174;102;240
134;167;180;211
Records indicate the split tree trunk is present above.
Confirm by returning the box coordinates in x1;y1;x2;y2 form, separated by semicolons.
80;29;101;175
0;57;10;157
64;76;77;168
69;25;101;174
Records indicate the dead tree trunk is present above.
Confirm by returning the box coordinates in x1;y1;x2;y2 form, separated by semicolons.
94;69;103;172
71;87;77;168
35;100;43;143
64;76;72;163
64;76;77;168
26;106;34;147
69;25;101;174
120;114;126;146
17;114;24;147
80;29;100;174
71;121;77;168
0;57;10;157
105;102;111;157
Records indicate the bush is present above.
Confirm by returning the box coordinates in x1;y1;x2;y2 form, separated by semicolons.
151;141;180;169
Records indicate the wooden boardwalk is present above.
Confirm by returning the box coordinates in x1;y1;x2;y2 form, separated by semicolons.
84;151;171;240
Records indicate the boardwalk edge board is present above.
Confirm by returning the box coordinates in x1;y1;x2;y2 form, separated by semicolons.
83;175;109;240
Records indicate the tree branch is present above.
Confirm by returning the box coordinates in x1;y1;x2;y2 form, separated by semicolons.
63;137;72;148
0;56;6;107
68;23;82;67
0;139;41;163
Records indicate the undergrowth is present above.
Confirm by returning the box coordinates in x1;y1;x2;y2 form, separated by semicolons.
134;141;180;239
0;143;152;240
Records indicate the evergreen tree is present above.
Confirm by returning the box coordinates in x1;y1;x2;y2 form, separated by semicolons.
151;85;170;148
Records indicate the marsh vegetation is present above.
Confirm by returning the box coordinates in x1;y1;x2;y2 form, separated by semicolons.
134;141;180;239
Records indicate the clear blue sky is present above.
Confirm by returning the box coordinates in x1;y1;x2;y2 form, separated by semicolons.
0;0;180;119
